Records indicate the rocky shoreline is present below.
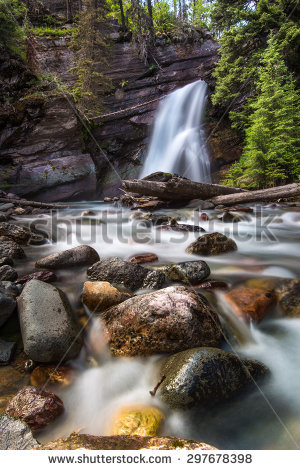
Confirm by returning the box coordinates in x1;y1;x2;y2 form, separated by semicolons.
0;191;300;450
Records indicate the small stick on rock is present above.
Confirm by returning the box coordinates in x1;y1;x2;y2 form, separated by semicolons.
149;375;166;397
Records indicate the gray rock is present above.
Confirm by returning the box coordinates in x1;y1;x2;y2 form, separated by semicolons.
18;280;82;363
0;236;26;259
157;347;268;409
0;212;8;222
0;203;14;211
186;232;237;256
35;245;100;270
163;261;210;285
0;414;38;450
0;265;18;282
0;338;16;364
0;222;33;245
198;201;215;210
0;256;14;266
87;257;165;291
0;281;17;327
100;286;222;356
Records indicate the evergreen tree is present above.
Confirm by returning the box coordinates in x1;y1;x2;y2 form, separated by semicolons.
70;0;112;116
225;37;300;189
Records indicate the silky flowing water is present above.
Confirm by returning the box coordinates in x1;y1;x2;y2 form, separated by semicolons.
14;202;300;450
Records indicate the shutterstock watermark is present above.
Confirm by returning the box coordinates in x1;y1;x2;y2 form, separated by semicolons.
28;208;279;247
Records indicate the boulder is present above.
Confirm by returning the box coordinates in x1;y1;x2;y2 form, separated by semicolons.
87;257;165;292
186;232;237;256
5;385;64;430
130;253;158;264
82;281;132;312
0;414;39;450
157;224;205;233
0;338;16;365
224;287;276;322
17;270;57;285
18;280;82;362
100;285;222;356
157;347;268;409
0;265;18;282
0;281;18;327
36;245;100;270
0;236;25;259
112;406;164;437
0;222;33;245
0;256;14;267
39;433;216;450
275;279;300;317
163;260;210;285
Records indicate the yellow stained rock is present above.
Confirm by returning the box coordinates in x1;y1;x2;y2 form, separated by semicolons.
112;405;164;437
82;281;132;312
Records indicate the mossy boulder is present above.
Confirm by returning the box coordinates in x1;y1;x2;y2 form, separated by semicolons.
157;347;268;409
186;232;237;256
112;405;164;437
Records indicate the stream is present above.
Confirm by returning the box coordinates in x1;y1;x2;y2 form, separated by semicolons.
13;201;300;450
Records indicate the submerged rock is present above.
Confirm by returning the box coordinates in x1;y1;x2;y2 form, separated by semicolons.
0;236;25;259
0;281;18;327
164;260;210;285
0;414;39;450
0;265;18;282
39;433;216;450
18;280;82;363
5;385;64;430
130;253;158;264
224;287;276;322
186;232;237;256
100;285;222;356
30;365;74;388
275;279;300;317
157;224;205;233
157;347;268;409
82;281;133;312
17;270;57;285
193;280;229;290
87;257;165;292
35;245;100;270
112;405;164;437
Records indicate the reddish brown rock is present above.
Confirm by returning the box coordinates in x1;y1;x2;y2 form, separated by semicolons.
100;285;222;356
5;386;64;430
224;287;276;322
130;253;158;264
38;433;217;450
17;271;57;285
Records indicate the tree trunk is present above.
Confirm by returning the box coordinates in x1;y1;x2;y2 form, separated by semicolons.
208;183;300;206
0;198;67;209
146;0;155;43
66;0;73;21
122;177;243;200
118;0;126;31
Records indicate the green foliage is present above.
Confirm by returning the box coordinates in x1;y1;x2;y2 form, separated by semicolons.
212;0;300;133
70;0;113;116
30;26;72;37
224;37;300;189
152;1;176;32
0;0;26;54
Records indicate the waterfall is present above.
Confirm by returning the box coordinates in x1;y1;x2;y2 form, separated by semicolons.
140;80;211;182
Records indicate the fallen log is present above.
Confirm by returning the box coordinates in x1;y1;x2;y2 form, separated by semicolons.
122;176;243;201
0;197;68;209
209;183;300;206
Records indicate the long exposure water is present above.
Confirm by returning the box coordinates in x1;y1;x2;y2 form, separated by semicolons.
140;80;211;182
14;201;300;450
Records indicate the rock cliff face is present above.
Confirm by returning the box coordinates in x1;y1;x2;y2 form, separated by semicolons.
0;33;241;201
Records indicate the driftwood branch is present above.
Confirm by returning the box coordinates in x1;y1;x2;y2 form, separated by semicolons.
122;177;243;201
0;197;68;209
209;183;300;206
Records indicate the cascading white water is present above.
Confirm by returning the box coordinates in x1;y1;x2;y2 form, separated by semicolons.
140;80;211;182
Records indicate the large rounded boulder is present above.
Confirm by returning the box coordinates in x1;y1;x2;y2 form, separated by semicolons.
35;245;99;270
157;347;268;409
18;280;82;363
100;286;222;356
